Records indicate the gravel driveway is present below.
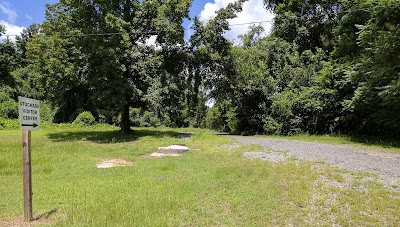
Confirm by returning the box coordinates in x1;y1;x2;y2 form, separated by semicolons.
233;136;400;189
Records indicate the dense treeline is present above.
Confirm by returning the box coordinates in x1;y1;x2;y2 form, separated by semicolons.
0;0;399;136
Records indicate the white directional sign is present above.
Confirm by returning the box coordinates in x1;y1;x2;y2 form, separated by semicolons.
18;96;40;131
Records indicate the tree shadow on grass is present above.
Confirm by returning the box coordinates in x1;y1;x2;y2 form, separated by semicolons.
47;129;184;143
33;209;58;221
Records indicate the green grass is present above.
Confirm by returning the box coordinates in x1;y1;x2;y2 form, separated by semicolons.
260;134;400;153
1;125;399;226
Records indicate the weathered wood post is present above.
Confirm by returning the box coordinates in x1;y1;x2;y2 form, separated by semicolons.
18;96;40;222
22;130;32;221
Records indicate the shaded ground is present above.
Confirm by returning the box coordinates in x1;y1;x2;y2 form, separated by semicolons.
47;129;190;143
0;209;58;227
233;136;400;190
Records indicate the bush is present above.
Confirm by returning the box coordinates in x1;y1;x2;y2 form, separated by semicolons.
68;108;84;122
0;117;19;129
95;109;120;125
226;108;239;134
203;107;223;131
129;108;141;127
263;116;282;135
241;130;254;136
161;115;172;127
140;111;160;127
0;87;17;119
40;101;57;122
73;111;95;126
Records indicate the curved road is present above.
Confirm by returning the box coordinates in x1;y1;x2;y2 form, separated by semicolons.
233;136;400;189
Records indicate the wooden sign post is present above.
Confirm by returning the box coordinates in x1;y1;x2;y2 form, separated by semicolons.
22;130;32;221
18;96;40;222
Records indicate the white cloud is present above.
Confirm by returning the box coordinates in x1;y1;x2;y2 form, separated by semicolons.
199;0;274;45
25;14;33;21
0;1;17;24
0;20;24;41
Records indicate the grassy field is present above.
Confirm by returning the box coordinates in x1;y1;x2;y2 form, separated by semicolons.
1;126;399;226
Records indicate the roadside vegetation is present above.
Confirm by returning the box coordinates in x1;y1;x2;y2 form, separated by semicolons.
1;125;399;225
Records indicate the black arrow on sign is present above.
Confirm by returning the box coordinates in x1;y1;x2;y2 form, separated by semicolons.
22;123;39;128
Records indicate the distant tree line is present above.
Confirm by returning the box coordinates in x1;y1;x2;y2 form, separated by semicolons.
1;0;399;136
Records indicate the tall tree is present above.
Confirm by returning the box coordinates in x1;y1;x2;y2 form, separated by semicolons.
189;0;246;101
28;0;191;133
0;27;20;118
329;0;400;134
264;0;342;52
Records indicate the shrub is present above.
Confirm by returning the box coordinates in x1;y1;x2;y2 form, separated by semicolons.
140;111;160;127
73;111;95;126
241;130;254;136
0;87;17;119
203;107;223;131
0;117;19;129
226;108;239;134
129;108;141;127
68;108;84;122
161;115;172;127
40;101;56;122
263;116;282;135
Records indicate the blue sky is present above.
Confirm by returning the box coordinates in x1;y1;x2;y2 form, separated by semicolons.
0;0;58;26
0;0;273;43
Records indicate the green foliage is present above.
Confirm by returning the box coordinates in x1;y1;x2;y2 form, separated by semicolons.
27;0;191;134
226;108;239;134
40;101;57;122
73;111;95;126
267;0;342;52
208;0;400;136
0;117;19;129
203;107;224;131
263;116;282;135
0;86;17;119
140;111;161;127
0;39;21;89
129;108;142;127
1;0;400;137
322;0;400;135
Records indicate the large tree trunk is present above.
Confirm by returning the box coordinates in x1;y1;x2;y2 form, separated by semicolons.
120;103;132;134
192;69;201;127
120;0;133;135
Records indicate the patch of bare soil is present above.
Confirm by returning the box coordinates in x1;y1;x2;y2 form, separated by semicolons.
0;209;59;227
96;158;135;168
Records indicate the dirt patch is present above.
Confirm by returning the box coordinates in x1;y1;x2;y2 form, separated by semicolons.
0;209;58;226
96;158;134;168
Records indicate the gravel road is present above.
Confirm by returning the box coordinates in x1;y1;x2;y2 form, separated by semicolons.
233;136;400;189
